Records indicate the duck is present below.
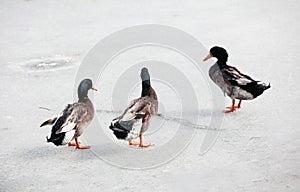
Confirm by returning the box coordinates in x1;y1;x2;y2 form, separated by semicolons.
203;46;270;113
40;79;98;149
109;67;158;148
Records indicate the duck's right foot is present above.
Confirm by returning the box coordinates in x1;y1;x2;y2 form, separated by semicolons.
224;106;236;113
76;145;90;149
139;143;154;148
226;105;240;110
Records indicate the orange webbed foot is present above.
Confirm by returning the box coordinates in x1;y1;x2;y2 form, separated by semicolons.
224;99;242;113
224;106;236;113
68;142;77;147
76;145;90;150
129;140;154;148
129;134;154;148
72;138;90;149
226;105;240;110
129;140;140;146
139;143;154;148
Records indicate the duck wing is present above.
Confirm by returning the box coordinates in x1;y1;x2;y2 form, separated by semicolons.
55;103;88;134
116;97;151;121
110;97;151;140
222;65;271;99
222;66;257;86
40;104;73;129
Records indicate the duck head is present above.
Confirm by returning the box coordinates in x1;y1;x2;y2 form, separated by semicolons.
203;46;228;65
141;67;150;82
78;79;98;101
140;67;151;97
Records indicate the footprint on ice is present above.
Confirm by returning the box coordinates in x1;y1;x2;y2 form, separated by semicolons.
11;56;76;72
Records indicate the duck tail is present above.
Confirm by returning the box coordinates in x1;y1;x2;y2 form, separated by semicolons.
46;133;65;146
40;117;57;127
243;82;271;98
257;82;271;92
265;83;271;90
46;136;51;142
109;116;144;140
109;122;129;140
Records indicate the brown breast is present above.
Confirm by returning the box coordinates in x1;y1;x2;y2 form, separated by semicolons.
149;87;158;115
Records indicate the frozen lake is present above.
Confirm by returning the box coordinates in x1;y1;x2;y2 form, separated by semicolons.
0;0;299;191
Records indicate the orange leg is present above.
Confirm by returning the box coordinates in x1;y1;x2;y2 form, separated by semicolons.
224;99;236;113
72;137;90;149
129;135;154;148
139;134;154;148
236;100;242;109
226;100;242;110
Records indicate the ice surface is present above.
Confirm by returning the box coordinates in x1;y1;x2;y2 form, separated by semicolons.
0;0;299;191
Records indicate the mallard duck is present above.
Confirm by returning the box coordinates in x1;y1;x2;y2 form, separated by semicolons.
40;79;98;149
109;67;158;148
203;46;270;113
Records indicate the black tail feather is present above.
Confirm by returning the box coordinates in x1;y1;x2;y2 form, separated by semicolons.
109;122;129;140
44;116;67;146
241;82;271;98
46;133;65;146
40;117;57;127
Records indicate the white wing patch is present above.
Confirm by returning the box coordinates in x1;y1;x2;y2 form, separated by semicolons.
225;67;253;85
57;122;77;134
236;78;252;85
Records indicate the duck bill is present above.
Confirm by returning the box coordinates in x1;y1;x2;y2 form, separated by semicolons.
203;53;212;61
91;87;98;92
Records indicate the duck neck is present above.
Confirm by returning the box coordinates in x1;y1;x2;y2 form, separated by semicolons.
79;96;88;102
217;58;227;67
78;89;88;102
141;80;151;97
78;97;88;102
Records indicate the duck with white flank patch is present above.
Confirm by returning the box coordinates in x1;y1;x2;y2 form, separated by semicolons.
40;79;98;149
203;46;270;113
110;68;158;148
